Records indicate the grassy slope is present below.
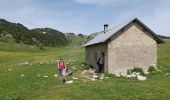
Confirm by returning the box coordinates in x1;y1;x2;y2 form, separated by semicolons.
0;40;170;100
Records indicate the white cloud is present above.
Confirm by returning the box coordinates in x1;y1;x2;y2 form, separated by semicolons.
73;0;123;6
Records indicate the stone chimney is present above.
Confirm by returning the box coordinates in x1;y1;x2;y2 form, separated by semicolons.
104;24;109;33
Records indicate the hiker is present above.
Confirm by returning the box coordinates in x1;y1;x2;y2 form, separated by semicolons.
57;58;67;83
97;53;104;73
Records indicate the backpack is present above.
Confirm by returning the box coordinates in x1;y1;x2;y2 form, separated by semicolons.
97;58;100;66
59;60;65;69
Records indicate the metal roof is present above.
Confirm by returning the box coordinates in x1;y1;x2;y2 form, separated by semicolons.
84;18;164;47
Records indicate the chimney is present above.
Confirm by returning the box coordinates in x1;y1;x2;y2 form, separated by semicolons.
104;24;109;33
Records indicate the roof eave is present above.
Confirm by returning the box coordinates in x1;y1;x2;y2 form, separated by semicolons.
134;18;164;44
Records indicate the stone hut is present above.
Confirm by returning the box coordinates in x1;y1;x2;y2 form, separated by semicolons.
84;18;164;74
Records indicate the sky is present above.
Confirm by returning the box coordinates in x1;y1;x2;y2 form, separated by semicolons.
0;0;169;36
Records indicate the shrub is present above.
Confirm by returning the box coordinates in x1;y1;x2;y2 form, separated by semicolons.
148;66;160;74
127;67;145;76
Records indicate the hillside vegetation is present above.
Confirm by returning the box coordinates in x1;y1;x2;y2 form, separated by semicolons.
65;33;88;47
0;18;88;48
0;39;169;99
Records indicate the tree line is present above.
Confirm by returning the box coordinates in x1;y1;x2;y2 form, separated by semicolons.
0;18;68;47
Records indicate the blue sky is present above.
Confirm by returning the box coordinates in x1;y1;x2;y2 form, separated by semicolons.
0;0;169;36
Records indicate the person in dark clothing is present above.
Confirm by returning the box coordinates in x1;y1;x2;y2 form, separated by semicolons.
97;53;104;73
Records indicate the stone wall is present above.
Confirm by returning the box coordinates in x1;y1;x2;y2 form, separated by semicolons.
85;43;107;71
107;22;157;74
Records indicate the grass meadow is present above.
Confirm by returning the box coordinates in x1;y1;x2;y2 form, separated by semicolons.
0;39;170;100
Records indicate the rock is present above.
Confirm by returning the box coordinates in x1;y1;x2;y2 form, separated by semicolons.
99;76;104;80
92;73;98;75
66;80;73;84
8;69;12;71
81;70;87;75
164;73;169;76
44;76;48;78
54;74;58;77
131;72;137;77
21;74;24;77
127;75;131;78
90;78;96;81
137;75;146;81
19;61;29;66
82;68;95;75
24;61;29;65
115;73;120;77
92;75;99;79
136;72;140;75
99;74;104;80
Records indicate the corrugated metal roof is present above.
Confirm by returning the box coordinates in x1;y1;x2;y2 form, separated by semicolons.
84;18;134;46
84;18;164;47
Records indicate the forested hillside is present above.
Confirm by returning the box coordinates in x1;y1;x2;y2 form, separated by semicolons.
0;19;68;47
65;33;88;47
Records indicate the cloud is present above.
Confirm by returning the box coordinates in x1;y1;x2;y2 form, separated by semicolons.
73;0;123;6
0;0;169;36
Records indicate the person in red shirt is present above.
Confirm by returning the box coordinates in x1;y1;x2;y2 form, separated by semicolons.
57;58;67;83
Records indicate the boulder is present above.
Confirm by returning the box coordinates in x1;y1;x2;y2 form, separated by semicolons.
137;75;146;81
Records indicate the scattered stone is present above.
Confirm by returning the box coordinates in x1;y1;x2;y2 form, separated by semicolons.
115;73;120;77
54;74;58;77
127;75;132;78
92;75;99;79
90;78;96;81
44;76;48;78
120;73;127;77
136;72;140;75
82;68;95;75
99;74;104;80
137;75;146;81
99;76;104;80
8;69;12;71
18;61;29;66
66;80;73;84
82;68;97;81
164;73;169;76
21;74;24;77
42;31;46;34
